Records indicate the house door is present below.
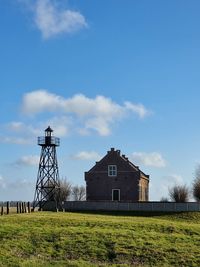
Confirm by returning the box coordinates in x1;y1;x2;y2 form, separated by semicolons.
112;189;120;201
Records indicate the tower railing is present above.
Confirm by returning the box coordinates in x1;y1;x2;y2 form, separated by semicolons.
38;136;60;146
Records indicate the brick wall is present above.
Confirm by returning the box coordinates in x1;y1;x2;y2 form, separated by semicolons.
85;149;149;201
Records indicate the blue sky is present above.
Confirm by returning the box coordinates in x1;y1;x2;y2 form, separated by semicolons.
1;0;200;201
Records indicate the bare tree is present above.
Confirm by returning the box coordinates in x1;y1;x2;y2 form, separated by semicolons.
192;166;200;202
58;178;72;202
72;185;86;201
44;178;72;202
169;184;189;202
160;197;169;202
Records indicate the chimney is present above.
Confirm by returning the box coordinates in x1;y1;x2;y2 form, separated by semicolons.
122;154;128;161
116;150;120;155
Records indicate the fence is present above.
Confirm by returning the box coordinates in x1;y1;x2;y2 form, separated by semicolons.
62;201;200;212
2;201;200;213
0;201;31;215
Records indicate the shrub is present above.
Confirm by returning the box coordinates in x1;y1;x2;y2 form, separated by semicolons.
160;197;169;202
193;178;200;202
169;184;189;202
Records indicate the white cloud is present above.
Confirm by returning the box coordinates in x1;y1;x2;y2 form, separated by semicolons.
0;122;40;145
125;102;151;118
32;0;87;39
21;90;65;114
7;122;40;136
150;174;184;201
8;121;24;132
21;90;151;136
0;91;151;144
160;174;184;198
167;174;184;185
1;136;32;145
22;91;124;118
131;152;166;168
0;125;59;148
0;176;34;201
15;155;39;166
85;117;112;136
8;179;33;191
1;117;70;145
45;116;72;137
0;176;6;189
71;151;102;161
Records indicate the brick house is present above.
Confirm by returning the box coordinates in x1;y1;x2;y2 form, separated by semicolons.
85;148;149;202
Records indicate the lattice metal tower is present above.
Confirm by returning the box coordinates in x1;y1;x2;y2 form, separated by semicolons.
33;126;60;210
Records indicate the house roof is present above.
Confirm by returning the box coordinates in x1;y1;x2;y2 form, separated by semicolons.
87;147;149;179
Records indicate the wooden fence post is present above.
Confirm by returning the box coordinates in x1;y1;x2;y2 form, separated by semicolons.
22;202;24;213
19;202;22;213
27;202;31;213
17;202;19;214
24;202;26;213
1;206;3;216
7;201;10;215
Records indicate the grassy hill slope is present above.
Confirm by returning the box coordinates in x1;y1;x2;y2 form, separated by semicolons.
0;211;200;266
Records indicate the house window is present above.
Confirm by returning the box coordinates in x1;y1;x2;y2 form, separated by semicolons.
108;165;117;176
112;189;120;201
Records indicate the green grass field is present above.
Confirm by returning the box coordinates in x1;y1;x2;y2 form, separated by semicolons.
0;211;200;267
